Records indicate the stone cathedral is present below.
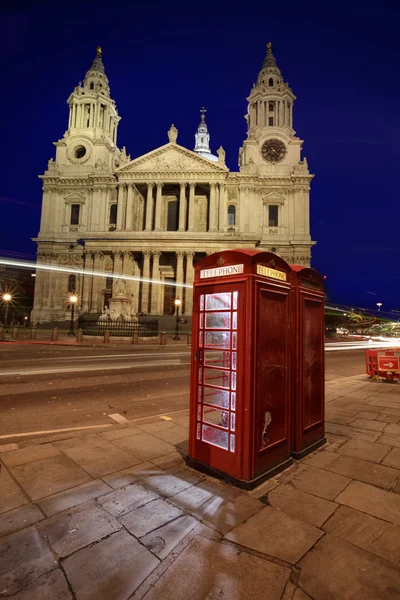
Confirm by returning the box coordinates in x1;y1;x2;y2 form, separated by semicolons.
31;43;314;323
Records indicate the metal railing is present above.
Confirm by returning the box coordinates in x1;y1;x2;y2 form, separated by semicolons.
78;314;158;337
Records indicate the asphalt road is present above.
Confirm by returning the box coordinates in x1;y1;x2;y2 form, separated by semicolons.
0;344;366;442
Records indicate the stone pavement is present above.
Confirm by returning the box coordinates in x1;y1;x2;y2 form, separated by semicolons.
1;374;400;599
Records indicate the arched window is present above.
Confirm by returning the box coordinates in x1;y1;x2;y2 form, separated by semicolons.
227;205;236;226
90;82;94;90
109;204;117;225
68;274;76;293
268;78;273;87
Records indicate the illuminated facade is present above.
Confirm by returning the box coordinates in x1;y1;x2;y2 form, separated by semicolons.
32;44;314;322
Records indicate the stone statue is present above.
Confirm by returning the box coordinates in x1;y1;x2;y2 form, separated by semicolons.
120;146;131;165
99;306;110;322
168;124;178;144
115;279;127;297
47;158;56;172
217;146;226;164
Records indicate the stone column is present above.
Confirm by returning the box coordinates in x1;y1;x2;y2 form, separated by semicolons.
150;251;161;314
218;183;226;231
125;184;133;230
113;251;123;278
144;183;154;231
82;251;93;313
187;183;196;231
116;185;125;230
141;251;151;313
175;251;184;302
178;182;187;231
184;251;195;315
209;182;217;231
154;182;163;231
91;252;104;312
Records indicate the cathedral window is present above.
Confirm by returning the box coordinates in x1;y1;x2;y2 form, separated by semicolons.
269;78;273;87
227;205;236;226
109;204;117;225
70;204;80;225
268;117;274;126
268;205;278;226
269;102;274;111
167;200;179;231
106;277;113;290
90;82;94;90
68;274;76;293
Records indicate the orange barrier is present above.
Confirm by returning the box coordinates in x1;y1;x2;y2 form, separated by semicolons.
366;348;400;382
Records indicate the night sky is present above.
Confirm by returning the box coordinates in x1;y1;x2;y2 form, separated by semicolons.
1;0;399;312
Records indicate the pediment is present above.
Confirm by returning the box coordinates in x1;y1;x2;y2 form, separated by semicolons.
64;191;86;202
116;143;227;174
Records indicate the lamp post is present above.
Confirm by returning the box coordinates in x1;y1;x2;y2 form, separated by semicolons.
173;297;181;340
377;302;382;312
2;293;11;332
68;294;78;336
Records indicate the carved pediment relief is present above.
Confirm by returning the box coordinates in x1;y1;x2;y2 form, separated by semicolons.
261;191;286;205
64;191;86;203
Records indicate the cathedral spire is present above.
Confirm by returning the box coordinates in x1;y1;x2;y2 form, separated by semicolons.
194;107;211;154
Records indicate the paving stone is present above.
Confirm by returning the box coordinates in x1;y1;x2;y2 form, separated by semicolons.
326;454;398;489
378;433;400;448
303;450;339;469
169;480;241;520
138;468;202;497
97;483;159;516
141;514;198;559
112;432;176;461
336;480;400;526
0;504;44;538
101;462;162;488
171;416;189;427
325;413;357;425
368;399;400;410
0;526;57;595
268;483;337;527
336;438;391;463
137;420;177;434
381;407;400;417
10;455;92;501
120;498;182;537
376;414;400;424
37;499;121;557
356;411;381;420
0;466;29;514
203;494;262;534
298;534;400;600
144;534;290;600
54;434;142;477
324;505;400;564
384;423;400;436
10;568;72;599
293;589;312;600
225;506;322;564
292;466;350;501
151;451;185;469
382;447;400;469
350;418;386;432
99;427;141;441
393;479;400;494
147;424;188;445
37;479;112;517
0;443;61;468
63;530;159;600
325;422;380;442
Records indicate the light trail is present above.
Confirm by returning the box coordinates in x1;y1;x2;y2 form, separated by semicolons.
0;257;192;289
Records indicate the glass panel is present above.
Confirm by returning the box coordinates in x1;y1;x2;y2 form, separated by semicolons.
205;368;231;389
198;385;202;403
204;350;230;369
198;368;203;384
232;312;237;330
203;407;229;429
205;312;231;330
197;404;201;420
206;293;231;311
203;387;229;408
230;413;236;431
233;291;238;309
205;331;231;348
232;352;237;370
199;331;203;345
230;434;235;452
232;331;237;350
200;295;204;310
197;423;201;439
231;371;237;390
202;425;228;449
200;313;204;329
231;391;236;410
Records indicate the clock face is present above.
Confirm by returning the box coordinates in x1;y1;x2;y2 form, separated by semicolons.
261;139;286;163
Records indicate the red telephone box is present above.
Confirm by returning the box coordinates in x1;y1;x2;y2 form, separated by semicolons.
290;266;325;458
187;249;293;489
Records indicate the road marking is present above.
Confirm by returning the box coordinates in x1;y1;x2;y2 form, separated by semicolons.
5;352;191;365
160;416;173;421
0;424;113;440
108;413;130;424
0;360;182;377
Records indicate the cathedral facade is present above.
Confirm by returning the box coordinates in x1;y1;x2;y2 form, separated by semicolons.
31;44;315;323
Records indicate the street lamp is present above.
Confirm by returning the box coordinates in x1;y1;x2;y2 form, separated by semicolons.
173;298;181;340
377;302;382;312
68;294;78;336
2;293;11;331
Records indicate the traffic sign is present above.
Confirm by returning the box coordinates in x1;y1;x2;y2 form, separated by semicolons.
378;356;400;371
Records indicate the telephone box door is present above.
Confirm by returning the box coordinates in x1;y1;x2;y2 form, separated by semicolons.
191;283;244;479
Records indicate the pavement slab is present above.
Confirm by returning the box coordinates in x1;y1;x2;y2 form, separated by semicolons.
0;443;61;468
292;589;312;600
37;479;113;517
144;424;188;445
336;480;400;525
382;447;400;469
298;534;400;600
0;526;57;596
10;454;93;501
120;498;182;538
141;514;198;559
169;479;241;520
302;450;339;469
97;483;159;517
325;422;380;442
336;438;391;463
350;418;386;431
0;503;44;538
202;494;263;535
325;412;357;425
292;466;350;500
99;427;142;441
268;483;337;527
0;466;29;514
137;468;203;497
225;506;323;564
378;433;400;448
376;414;400;424
37;499;121;557
54;434;142;477
325;454;399;489
112;432;176;461
63;530;159;600
324;505;400;565
101;462;163;489
142;535;290;600
9;568;73;600
150;451;186;469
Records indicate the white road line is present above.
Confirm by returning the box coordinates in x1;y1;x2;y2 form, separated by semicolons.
0;424;113;440
108;413;130;424
5;352;191;365
0;360;182;377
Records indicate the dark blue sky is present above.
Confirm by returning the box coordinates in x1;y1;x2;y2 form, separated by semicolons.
1;0;399;311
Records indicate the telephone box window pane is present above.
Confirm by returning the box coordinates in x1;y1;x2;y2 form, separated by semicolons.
206;293;231;311
231;392;236;410
230;413;236;431
205;368;230;389
203;388;229;408
198;368;203;384
197;423;201;439
231;372;237;390
205;350;230;369
198;385;203;402
205;312;231;329
203;408;229;429
232;332;237;350
232;312;237;330
202;425;228;450
200;295;204;310
205;331;231;348
197;405;201;420
230;434;235;453
200;313;204;329
233;292;238;309
232;352;237;370
199;331;203;345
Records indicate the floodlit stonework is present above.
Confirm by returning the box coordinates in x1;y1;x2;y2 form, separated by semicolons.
31;44;315;323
